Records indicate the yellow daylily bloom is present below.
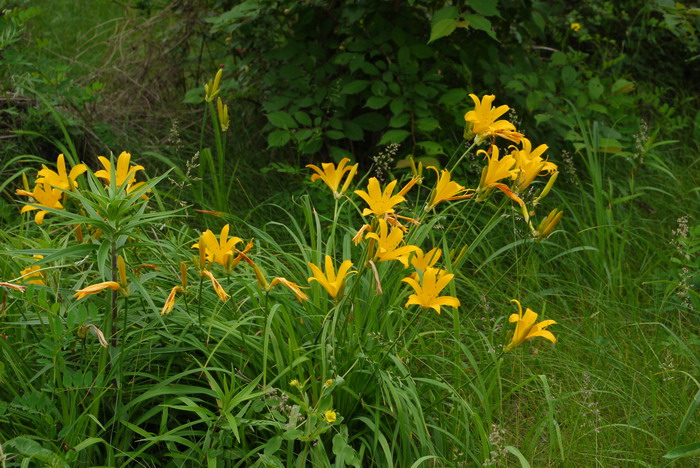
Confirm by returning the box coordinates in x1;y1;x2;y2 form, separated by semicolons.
426;166;473;210
202;269;230;302
352;223;372;245
35;154;87;191
410;248;442;273
161;286;184;315
74;281;122;300
95;151;144;187
504;299;556;352
401;267;460;315
510;138;558;192
20;255;45;286
16;183;64;224
365;218;419;268
464;94;524;144
354;177;405;217
475;146;524;205
307;255;355;299
324;410;337;423
191;224;243;270
306;157;359;198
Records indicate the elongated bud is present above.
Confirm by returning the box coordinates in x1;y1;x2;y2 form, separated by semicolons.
217;97;230;132
22;172;30;191
536;209;564;241
180;261;188;289
533;171;559;206
450;244;469;267
74;224;84;243
117;255;127;288
250;261;269;291
205;69;223;102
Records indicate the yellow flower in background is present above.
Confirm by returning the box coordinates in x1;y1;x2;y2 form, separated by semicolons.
402;267;460;315
410;248;442;274
354;177;406;217
426;167;473;210
192;224;242;270
505;299;556;352
95;151;144;187
475;146;524;205
202;269;230;302
35;153;87;191
306;157;359;199
308;255;355;299
289;379;301;388
510;138;558;192
464;94;524;144
15;183;64;224
365;218;419;268
161;286;184;315
534;208;564;241
20;255;45;286
74;281;122;300
571;22;581;32
324;410;337;423
352;223;372;245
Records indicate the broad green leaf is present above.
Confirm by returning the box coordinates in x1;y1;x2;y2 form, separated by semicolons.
468;0;500;17
463;14;497;41
365;96;391;109
588;77;604;100
341;80;370;94
663;441;700;459
267;129;291;147
429;18;458;43
379;129;411;145
267;111;297;129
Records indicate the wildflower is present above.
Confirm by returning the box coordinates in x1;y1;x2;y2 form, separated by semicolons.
269;277;309;302
217;97;230;132
510;138;557;192
324;410;337;423
352;223;372;245
15;183;64;224
464;94;523;144
289;379;301;388
504;299;556;352
161;286;184;315
410;248;442;273
307;255;355;299
74;281;122;300
365;218;419;267
354;178;405;217
402;267;460;314
205;68;223;102
571;22;581;32
201;269;230;302
20;255;45;286
192;224;242;270
475;146;523;204
425;167;473;211
35;153;87;191
534;208;564;241
306;157;359;199
324;379;334;387
95;151;144;188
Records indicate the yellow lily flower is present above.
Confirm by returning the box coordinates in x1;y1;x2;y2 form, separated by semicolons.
426;166;473;210
20;255;45;286
202;269;230;302
74;281;122;300
510;138;558;192
16;183;64;224
365;218;419;268
95;151;144;187
269;277;309;302
35;153;87;191
191;224;242;271
161;286;184;315
410;247;442;273
504;299;556;352
352;223;372;245
307;255;355;299
475;146;523;205
464;94;524;144
401;267;460;315
354;177;405;217
306;157;359;198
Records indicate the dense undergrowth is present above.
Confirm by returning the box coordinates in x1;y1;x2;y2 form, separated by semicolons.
1;0;699;466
